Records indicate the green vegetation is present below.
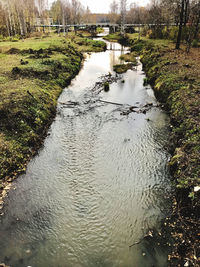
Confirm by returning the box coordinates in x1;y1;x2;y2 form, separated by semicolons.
74;37;106;52
113;63;135;74
113;51;138;74
0;33;106;184
103;33;122;42
119;52;137;65
130;37;200;192
103;33;130;46
96;27;104;34
103;82;110;92
128;34;200;265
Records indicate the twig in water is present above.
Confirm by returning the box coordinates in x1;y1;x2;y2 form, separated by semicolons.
129;239;143;248
97;99;125;106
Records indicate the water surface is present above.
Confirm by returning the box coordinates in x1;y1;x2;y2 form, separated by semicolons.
0;38;171;267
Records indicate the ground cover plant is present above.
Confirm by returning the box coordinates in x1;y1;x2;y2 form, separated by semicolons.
0;32;106;188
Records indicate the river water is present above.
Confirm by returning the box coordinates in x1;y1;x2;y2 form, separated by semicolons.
0;36;171;267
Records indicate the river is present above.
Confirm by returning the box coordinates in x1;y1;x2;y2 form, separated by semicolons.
0;34;171;267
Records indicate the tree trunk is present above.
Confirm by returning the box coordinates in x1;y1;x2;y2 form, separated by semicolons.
176;0;185;49
194;6;200;39
7;9;13;36
184;0;189;26
62;11;66;37
12;14;16;36
5;17;11;37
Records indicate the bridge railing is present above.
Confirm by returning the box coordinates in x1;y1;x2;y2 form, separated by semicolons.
34;23;177;28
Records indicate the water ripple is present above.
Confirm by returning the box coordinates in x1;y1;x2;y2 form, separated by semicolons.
0;40;171;267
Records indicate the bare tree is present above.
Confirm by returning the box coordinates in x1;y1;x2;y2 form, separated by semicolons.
120;0;127;34
109;0;119;23
176;0;186;49
185;0;200;52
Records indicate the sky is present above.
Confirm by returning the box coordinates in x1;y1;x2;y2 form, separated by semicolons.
49;0;150;13
80;0;150;13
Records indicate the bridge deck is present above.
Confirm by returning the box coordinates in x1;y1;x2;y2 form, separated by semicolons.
35;23;177;28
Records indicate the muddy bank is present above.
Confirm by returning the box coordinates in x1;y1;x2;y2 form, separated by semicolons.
129;38;200;266
0;34;106;212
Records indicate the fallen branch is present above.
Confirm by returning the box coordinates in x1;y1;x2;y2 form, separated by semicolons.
97;99;125;106
59;101;79;106
129;239;143;248
129;231;154;248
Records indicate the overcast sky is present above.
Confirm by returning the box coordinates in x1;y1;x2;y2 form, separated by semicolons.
80;0;150;13
49;0;150;13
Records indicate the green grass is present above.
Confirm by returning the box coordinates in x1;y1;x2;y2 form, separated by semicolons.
113;63;135;74
127;35;200;265
103;33;122;42
132;39;200;191
0;32;106;182
119;52;138;64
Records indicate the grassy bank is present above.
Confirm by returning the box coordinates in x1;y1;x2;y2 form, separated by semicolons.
0;32;106;205
125;34;200;265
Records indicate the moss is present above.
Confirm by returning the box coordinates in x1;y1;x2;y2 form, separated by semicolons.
103;33;122;42
0;33;106;183
143;77;149;86
113;63;134;74
131;39;147;52
126;34;200;265
74;37;106;52
103;33;133;46
119;52;137;64
103;82;110;92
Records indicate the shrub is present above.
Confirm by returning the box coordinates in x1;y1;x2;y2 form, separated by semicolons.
192;39;199;48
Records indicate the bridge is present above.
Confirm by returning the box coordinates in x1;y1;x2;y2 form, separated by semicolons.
34;23;175;34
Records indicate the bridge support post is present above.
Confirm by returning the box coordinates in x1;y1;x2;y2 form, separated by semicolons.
109;26;115;34
74;26;77;35
90;25;97;36
58;26;61;35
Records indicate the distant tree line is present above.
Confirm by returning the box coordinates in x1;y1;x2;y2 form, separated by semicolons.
0;0;90;37
0;0;199;49
109;0;200;49
0;0;49;37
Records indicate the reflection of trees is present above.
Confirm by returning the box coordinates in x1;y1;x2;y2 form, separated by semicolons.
109;43;125;69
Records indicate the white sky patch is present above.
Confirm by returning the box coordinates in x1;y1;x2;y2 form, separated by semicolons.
48;0;150;13
81;0;150;13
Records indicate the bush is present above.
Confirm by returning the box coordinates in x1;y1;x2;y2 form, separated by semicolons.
141;26;149;37
168;26;178;41
131;40;146;52
192;39;199;48
146;27;163;39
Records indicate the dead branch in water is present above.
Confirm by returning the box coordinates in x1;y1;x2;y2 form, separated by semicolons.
129;230;154;248
97;99;125;106
59;101;79;106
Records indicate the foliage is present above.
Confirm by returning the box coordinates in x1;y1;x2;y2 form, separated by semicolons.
0;33;106;182
129;34;200;192
113;63;134;73
103;33;122;42
119;52;137;64
192;39;199;47
128;34;200;265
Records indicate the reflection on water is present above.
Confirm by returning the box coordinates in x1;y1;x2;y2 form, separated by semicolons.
0;38;171;267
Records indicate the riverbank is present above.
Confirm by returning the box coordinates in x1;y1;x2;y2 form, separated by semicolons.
104;32;199;265
0;32;106;211
126;34;200;266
